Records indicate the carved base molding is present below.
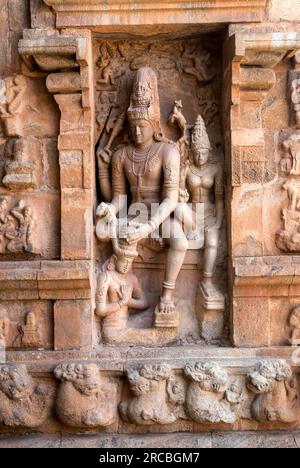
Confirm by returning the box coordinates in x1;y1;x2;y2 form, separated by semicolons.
0;348;299;432
1;430;299;449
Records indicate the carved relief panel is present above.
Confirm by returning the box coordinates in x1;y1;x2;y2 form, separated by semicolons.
93;35;227;347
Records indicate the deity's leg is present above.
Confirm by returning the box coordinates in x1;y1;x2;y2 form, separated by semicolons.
203;225;219;281
161;219;188;303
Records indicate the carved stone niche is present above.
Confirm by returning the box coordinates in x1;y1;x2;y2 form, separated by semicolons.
247;360;300;424
94;36;227;348
0;302;53;350
0;364;52;428
2;138;39;191
54;363;118;428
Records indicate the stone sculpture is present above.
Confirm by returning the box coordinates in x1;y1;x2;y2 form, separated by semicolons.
54;363;117;428
0;198;37;254
0;364;50;428
96;67;188;327
247;360;300;423
119;364;185;425
184;362;242;424
288;305;300;345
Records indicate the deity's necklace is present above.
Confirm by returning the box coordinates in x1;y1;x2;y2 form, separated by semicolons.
131;143;158;178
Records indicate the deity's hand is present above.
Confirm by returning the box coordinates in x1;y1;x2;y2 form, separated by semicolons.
96;202;115;222
178;189;189;203
97;146;112;166
126;222;152;245
119;285;132;306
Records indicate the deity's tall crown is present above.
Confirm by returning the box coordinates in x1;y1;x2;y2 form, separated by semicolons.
127;67;161;132
191;115;211;150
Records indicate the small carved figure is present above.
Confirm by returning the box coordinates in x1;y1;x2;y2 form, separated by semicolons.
19;312;41;348
2;138;37;191
95;237;149;344
288;306;300;346
282;134;300;176
5;201;35;253
247;360;300;423
119;364;185;425
0;75;27;136
291;78;300;126
54;363;117;428
0;364;50;428
276;179;300;252
184;362;242;424
181;46;216;84
0;198;8;253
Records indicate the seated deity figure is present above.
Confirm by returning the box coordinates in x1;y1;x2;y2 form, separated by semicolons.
96;67;188;324
95;236;148;343
174;114;224;305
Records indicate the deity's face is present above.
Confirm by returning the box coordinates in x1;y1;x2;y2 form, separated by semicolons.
192;146;210;167
132;82;151;106
130;119;154;147
73;367;101;396
0;366;32;400
116;256;134;274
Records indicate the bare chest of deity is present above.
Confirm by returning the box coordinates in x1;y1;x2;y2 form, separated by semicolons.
187;164;216;204
123;142;165;204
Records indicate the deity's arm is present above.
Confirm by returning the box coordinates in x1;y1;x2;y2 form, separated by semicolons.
214;164;224;228
128;276;148;311
109;148;127;215
148;144;180;230
95;273;122;317
97;152;112;202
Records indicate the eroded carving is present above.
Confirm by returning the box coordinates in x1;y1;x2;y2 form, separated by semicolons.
0;364;50;428
2;138;38;191
54;363;117;428
184;362;243;424
119;364;185;425
0;76;27;137
291;77;300;128
0;198;37;254
247;360;300;423
288;306;300;346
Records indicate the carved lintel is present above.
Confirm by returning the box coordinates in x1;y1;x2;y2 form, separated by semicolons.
42;0;267;28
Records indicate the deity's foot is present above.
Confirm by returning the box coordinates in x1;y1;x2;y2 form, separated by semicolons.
198;279;225;310
154;298;179;328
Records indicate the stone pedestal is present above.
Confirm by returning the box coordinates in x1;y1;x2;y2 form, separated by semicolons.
196;282;225;342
